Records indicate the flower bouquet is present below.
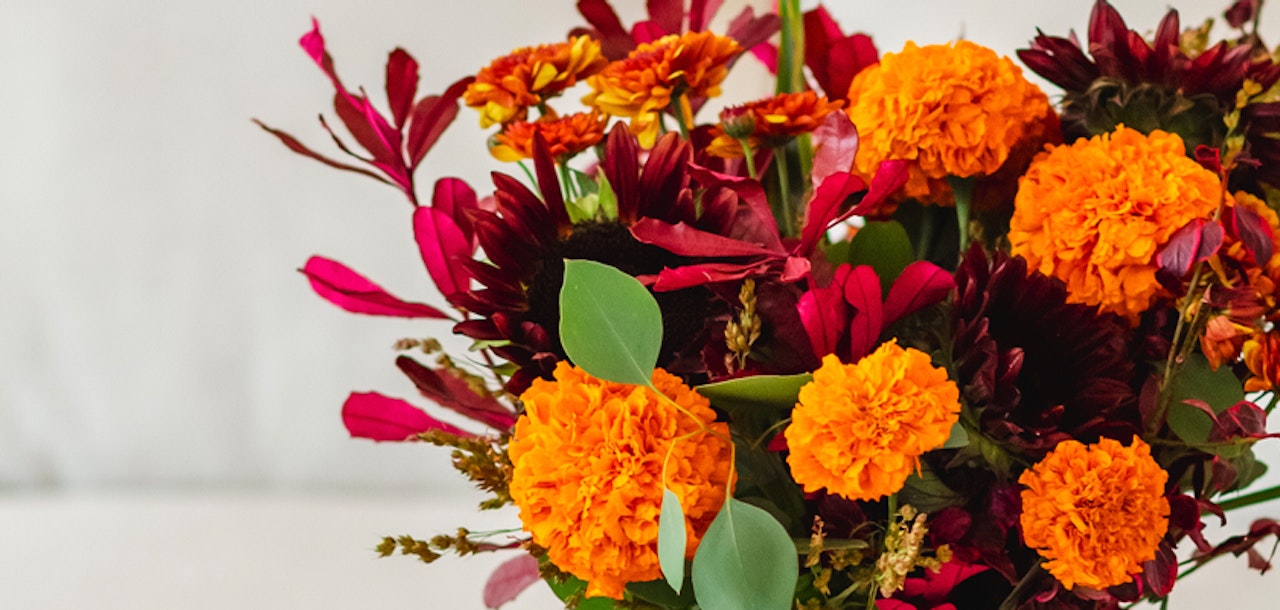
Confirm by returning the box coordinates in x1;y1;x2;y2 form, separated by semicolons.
258;1;1280;608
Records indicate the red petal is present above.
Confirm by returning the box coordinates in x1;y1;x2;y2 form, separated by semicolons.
483;554;542;609
844;265;884;360
883;261;955;325
651;261;772;291
688;0;722;32
603;124;641;223
726;7;780;53
531;133;571;233
645;0;682;35
797;171;865;257
342;392;470;441
630;218;778;258
797;265;850;358
821;34;878;101
301;256;451;318
384;48;419;128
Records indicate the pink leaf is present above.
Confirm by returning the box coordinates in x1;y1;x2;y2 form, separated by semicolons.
883;261;955;325
408;76;473;167
631;218;778;258
797;265;850;358
750;41;778;73
840;159;909;221
483;553;542;609
844;265;884;360
798;171;865;257
432;177;481;238
396;356;518;430
810;112;859;189
414;206;472;302
651;260;773;291
385;48;419;128
342;392;469;441
301;256;450;319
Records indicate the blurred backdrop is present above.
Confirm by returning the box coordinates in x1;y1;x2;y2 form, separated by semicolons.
2;0;1279;608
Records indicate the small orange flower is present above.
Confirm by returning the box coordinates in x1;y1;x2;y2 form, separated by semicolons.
585;31;741;147
464;36;607;128
1201;315;1248;370
785;342;961;501
846;40;1054;204
706;91;845;158
1244;330;1280;392
508;363;733;599
1009;126;1221;321
490;111;607;162
1018;436;1169;591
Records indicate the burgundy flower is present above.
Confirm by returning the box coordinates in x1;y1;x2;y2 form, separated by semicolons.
572;0;778;61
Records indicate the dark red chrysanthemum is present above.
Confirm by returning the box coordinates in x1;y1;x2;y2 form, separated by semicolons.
952;246;1141;457
453;126;739;393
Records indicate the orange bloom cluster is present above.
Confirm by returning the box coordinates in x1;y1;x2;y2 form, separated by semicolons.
785;342;961;501
464;36;607;128
585;31;741;147
1201;191;1280;370
1019;436;1170;591
1245;330;1280;391
1009;127;1221;321
508;363;733;599
706;91;845;158
845;40;1054;204
490;111;607;162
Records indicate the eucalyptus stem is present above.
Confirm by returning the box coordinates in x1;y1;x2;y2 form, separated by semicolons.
948;176;974;253
1217;483;1280;512
739;138;758;180
773;146;796;237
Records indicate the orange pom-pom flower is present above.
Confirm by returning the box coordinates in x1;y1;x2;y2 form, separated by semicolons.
785;342;961;501
1018;436;1170;591
508;362;733;599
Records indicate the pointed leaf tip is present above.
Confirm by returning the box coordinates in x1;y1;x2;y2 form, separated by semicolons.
559;260;662;386
658;489;688;593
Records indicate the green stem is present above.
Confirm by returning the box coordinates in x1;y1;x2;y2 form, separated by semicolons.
948;176;974;253
773;146;796;238
887;493;898;519
738;138;758;180
915;205;938;261
776;0;805;94
558;162;577;201
673;93;692;141
999;563;1046;610
1217;483;1280;512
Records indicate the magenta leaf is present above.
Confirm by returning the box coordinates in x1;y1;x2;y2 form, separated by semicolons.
844;265;885;360
342;392;470;441
385;48;419;128
883;261;955;325
1141;541;1178;597
810;112;859;189
408;76;473;167
301;256;451;319
252;119;393;185
841;159;909;221
797;171;865;257
483;553;542;609
646;0;682;34
395;356;518;430
797;265;850;358
631;218;778;257
414;206;472;302
432;177;481;238
651;260;774;291
1229;202;1275;265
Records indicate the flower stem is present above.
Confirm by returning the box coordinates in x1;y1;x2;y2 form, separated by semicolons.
948;175;974;253
999;562;1046;610
739;138;758;180
773;145;796;238
776;0;805;94
1217;483;1280;512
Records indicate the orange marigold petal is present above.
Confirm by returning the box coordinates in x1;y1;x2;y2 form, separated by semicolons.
785;342;961;501
465;36;607;128
1018;436;1170;591
490;111;608;162
508;363;733;599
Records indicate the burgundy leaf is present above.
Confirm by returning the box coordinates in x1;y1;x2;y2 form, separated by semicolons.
432;177;481;238
810;112;860;189
332;89;398;169
844;265;884;360
1212;400;1278;441
408;76;473;167
252;119;393;186
1195;144;1224;174
1141;540;1178;597
630;218;778;257
1157;219;1223;279
689;0;722;32
798;265;850;358
1226;0;1258;29
483;553;542;609
725;7;780;54
821;34;878;101
1229;202;1275;265
577;0;628;38
1181;398;1221;425
688;163;783;251
797;171;865;257
301;256;451;319
883;261;955;325
414;206;472;302
650;260;773;291
342;392;470;441
396;356;518;430
384;48;419;128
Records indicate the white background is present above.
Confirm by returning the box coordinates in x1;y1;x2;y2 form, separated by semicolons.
1;0;1279;607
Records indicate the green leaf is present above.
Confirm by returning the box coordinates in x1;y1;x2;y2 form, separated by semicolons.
596;172;618;221
1166;353;1246;446
572;168;599;197
566;193;600;223
546;573;617;609
898;464;965;514
847;220;915;295
627;578;697;607
696;373;811;414
734;445;807;533
559;260;662;387
692;498;799;610
941;421;969;449
659;489;688;593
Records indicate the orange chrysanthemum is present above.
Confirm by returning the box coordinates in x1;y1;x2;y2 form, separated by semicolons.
1244;330;1280;392
846;40;1054;204
585;31;741;147
508;362;733;599
490;111;607;162
464;36;607;128
785;342;961;501
707;91;845;158
1009;126;1221;321
1019;436;1170;591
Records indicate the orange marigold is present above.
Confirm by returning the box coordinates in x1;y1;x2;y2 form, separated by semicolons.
707;91;845;158
846;40;1054;204
584;31;741;147
785;342;961;501
1018;436;1170;591
1009;126;1221;321
464;36;606;128
1244;330;1280;392
490;111;607;162
508;362;733;599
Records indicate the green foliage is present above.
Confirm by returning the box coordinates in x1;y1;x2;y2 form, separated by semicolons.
1166;352;1246;448
658;489;688;593
559;260;662;387
898;464;967;514
696;373;810;439
846;220;915;295
692;498;800;610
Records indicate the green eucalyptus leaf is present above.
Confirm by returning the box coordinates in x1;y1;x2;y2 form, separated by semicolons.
1166;353;1245;446
696;373;811;413
847;220;915;295
627;577;697;607
658;489;688;593
941;421;969;449
559;259;662;387
898;464;965;514
691;498;799;610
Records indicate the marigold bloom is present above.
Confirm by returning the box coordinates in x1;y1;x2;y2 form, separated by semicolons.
490;111;607;162
1244;330;1280;392
1009;127;1221;321
508;363;733;599
846;40;1054;204
786;342;961;501
465;36;606;128
585;31;742;147
707;91;846;158
1018;436;1170;591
